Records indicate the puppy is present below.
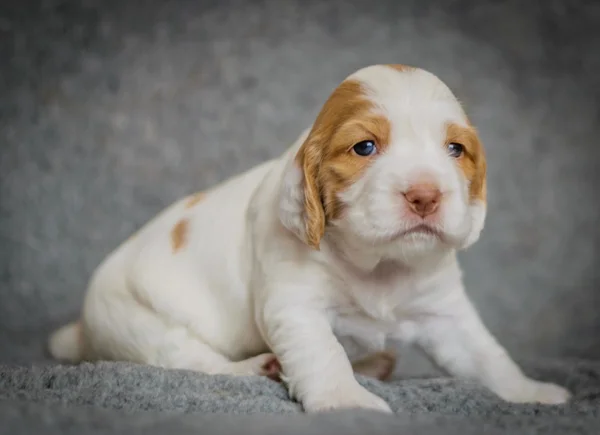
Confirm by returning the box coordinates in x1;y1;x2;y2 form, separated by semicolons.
49;64;571;412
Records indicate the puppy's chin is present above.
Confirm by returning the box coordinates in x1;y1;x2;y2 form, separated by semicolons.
330;223;447;265
351;219;474;263
382;229;452;261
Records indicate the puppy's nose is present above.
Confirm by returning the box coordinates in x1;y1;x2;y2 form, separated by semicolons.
403;184;441;217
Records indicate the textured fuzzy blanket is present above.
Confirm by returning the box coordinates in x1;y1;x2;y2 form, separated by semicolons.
1;359;600;434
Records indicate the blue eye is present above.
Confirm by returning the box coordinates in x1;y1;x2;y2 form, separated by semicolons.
352;140;377;156
448;142;464;158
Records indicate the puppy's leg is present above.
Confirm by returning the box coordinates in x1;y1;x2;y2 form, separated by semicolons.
84;291;277;378
414;289;571;404
262;304;391;413
176;343;280;380
351;351;396;381
146;322;279;378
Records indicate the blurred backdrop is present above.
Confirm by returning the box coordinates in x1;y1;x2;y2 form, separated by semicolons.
1;0;599;370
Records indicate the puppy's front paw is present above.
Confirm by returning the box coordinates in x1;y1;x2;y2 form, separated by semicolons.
499;380;571;405
526;382;571;405
303;383;392;413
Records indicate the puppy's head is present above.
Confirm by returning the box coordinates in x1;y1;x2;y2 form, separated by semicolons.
280;64;486;258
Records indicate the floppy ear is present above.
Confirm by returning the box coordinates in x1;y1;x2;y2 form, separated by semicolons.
462;130;488;249
279;128;326;250
470;132;487;205
296;134;326;249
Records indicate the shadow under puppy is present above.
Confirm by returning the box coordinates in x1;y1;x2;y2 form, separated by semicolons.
49;64;571;413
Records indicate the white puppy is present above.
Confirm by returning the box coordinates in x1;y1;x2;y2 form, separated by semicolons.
49;64;571;412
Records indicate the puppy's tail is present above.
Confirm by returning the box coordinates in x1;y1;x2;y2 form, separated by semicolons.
48;321;84;363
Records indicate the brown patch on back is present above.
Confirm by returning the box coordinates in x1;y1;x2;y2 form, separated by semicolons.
171;218;189;252
445;123;487;202
295;79;391;249
185;191;206;208
387;64;416;73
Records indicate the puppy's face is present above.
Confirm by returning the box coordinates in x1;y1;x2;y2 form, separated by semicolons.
283;64;486;257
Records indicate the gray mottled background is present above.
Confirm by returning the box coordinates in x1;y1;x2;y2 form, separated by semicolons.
0;0;599;372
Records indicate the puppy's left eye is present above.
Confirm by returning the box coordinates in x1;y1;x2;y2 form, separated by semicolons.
447;142;464;158
352;140;377;156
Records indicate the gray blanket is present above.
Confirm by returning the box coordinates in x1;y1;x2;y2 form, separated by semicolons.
1;0;599;433
1;359;600;434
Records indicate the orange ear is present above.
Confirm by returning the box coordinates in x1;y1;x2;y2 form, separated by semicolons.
446;122;487;204
296;134;326;250
476;157;487;204
470;129;487;204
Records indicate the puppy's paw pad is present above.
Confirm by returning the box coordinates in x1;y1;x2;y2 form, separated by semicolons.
259;354;282;381
232;353;281;380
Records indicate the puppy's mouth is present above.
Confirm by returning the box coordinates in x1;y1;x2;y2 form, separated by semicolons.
369;223;447;245
397;224;444;240
402;224;439;236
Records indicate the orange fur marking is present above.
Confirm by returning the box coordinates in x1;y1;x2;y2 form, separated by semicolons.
171;219;189;252
185;191;206;208
296;79;391;249
445;123;487;202
387;64;416;73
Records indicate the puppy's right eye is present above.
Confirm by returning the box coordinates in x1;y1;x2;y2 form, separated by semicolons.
447;142;464;158
352;140;377;157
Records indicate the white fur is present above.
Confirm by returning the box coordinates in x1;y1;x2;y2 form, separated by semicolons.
49;65;570;412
